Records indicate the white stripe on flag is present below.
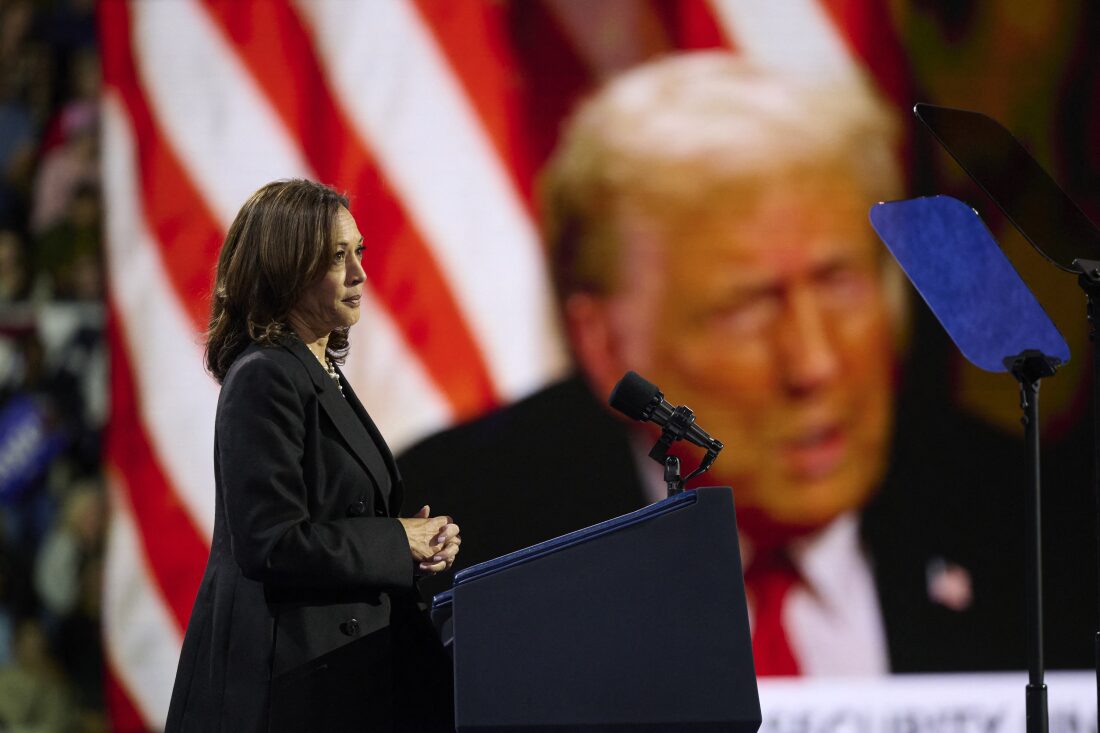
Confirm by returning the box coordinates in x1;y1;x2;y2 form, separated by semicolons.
130;0;312;227
102;469;183;730
294;0;568;402
102;92;218;537
708;0;857;79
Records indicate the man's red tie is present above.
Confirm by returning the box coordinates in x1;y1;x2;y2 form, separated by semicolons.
743;549;801;676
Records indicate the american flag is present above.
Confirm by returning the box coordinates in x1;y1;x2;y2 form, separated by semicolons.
97;1;906;728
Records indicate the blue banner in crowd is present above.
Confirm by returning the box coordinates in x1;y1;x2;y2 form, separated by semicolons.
0;394;66;504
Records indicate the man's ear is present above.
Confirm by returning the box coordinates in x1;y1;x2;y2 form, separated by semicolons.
563;292;629;405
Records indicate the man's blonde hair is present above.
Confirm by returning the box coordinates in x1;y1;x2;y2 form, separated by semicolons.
541;51;903;301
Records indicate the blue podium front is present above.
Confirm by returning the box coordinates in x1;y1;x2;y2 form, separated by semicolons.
434;487;761;732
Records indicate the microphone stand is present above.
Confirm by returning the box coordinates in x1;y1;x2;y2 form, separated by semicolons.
664;457;682;496
646;405;723;497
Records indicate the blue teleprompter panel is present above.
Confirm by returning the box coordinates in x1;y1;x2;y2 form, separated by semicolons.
870;195;1069;373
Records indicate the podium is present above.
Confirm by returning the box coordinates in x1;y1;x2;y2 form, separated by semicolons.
432;487;761;732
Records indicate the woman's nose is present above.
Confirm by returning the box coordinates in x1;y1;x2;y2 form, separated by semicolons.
348;255;366;285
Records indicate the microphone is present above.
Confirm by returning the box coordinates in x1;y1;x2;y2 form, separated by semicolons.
608;371;722;452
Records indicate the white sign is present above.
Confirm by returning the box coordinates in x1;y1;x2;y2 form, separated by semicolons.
758;671;1096;732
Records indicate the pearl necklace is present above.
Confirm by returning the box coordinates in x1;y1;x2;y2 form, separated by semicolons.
311;348;344;396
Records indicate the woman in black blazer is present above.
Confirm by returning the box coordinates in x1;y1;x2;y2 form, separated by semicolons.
165;179;460;732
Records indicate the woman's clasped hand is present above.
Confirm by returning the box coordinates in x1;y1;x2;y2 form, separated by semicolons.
400;505;461;575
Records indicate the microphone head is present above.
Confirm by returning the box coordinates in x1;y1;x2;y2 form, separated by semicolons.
608;371;661;421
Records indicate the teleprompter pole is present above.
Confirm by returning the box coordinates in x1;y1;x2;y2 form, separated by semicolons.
1009;350;1058;733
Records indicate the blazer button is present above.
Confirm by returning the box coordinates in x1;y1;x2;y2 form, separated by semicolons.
341;618;360;637
346;501;367;517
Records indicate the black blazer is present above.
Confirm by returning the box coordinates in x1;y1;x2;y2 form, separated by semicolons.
165;339;449;733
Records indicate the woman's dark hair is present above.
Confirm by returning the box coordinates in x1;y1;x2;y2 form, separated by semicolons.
205;179;351;383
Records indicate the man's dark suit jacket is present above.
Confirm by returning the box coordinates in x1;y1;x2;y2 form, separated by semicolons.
399;374;1095;673
165;339;450;733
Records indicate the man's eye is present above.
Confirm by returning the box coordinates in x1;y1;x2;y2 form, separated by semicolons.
334;251;345;262
711;293;780;334
817;263;873;305
355;245;365;259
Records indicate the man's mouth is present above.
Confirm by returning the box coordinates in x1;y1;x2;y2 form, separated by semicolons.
342;295;361;307
781;424;846;479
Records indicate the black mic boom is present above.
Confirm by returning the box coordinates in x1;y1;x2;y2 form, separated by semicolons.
608;371;722;452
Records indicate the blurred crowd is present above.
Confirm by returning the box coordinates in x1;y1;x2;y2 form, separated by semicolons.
0;0;109;731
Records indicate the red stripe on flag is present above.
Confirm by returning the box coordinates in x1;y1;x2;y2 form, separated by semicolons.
105;304;208;629
99;0;223;332
104;659;151;732
199;0;499;419
654;0;732;50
